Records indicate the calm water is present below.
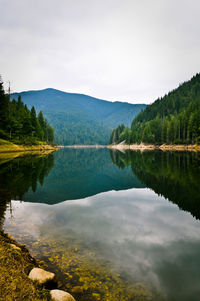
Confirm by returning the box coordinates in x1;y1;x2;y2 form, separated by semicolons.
1;148;200;300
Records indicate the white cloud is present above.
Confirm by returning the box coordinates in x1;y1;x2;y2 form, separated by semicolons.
1;0;200;103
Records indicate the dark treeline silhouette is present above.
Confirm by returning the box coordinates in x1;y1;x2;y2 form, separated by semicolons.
110;149;200;219
0;153;54;226
110;73;200;145
0;77;54;144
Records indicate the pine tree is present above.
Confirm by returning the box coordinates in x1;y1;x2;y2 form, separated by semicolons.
38;111;45;140
0;77;54;144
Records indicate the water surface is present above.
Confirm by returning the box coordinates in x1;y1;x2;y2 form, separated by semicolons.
1;149;200;300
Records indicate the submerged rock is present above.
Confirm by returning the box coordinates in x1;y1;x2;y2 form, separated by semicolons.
10;243;21;251
50;289;76;301
28;267;55;285
71;286;83;293
92;293;101;300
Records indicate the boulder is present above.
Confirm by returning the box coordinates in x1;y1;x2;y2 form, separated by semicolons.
28;267;55;285
50;289;76;301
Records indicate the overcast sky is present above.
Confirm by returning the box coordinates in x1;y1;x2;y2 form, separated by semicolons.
1;0;200;104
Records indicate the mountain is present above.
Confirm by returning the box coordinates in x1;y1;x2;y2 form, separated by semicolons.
11;88;146;145
110;73;200;145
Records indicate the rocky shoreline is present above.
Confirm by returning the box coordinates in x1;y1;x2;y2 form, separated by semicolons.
108;143;200;151
0;231;76;301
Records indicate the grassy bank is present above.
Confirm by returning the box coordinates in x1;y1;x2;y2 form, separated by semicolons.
0;231;49;301
0;139;57;153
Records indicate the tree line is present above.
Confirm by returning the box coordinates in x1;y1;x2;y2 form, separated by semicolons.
110;73;200;145
0;77;54;144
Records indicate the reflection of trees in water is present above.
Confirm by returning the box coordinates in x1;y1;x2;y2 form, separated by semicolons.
0;154;54;227
20;148;144;204
110;150;200;219
0;201;7;229
109;149;132;169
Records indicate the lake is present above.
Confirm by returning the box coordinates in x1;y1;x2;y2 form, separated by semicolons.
0;148;200;301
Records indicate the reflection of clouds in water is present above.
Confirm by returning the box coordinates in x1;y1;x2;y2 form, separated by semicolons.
5;201;54;238
5;188;200;295
56;188;200;246
7;188;200;248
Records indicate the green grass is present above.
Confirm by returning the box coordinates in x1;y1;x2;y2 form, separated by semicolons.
0;232;50;300
0;138;13;145
0;139;57;153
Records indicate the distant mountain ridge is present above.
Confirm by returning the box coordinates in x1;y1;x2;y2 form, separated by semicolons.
11;88;146;145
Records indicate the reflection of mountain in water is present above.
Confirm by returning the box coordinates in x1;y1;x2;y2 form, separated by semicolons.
22;148;144;204
111;150;200;219
1;148;199;216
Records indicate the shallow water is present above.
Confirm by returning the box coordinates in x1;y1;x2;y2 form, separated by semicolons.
1;149;200;300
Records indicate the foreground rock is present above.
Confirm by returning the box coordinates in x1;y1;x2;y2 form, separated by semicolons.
28;267;55;285
50;289;76;301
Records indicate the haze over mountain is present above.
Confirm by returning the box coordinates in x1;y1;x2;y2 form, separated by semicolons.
11;88;146;145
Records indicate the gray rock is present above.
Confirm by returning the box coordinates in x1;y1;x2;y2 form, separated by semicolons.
50;289;76;301
28;267;55;284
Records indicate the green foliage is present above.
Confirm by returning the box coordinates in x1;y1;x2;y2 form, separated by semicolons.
110;124;126;144
0;138;13;145
111;73;200;145
0;78;54;144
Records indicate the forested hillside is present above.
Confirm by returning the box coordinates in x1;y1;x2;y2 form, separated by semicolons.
0;78;54;144
11;88;146;145
110;73;200;145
